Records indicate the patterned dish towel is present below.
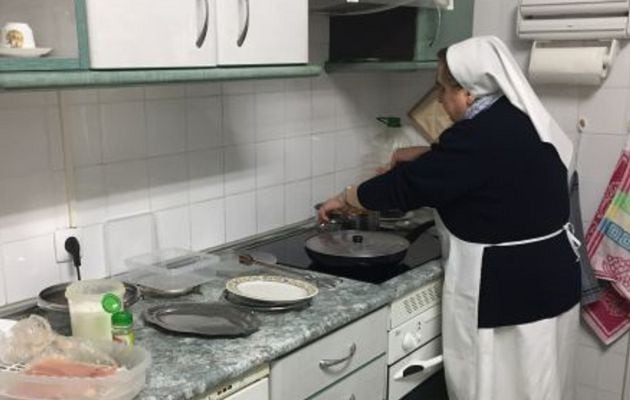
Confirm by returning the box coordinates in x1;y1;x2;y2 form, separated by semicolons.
583;143;630;345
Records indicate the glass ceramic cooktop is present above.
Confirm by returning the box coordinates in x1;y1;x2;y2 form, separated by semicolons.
244;221;441;284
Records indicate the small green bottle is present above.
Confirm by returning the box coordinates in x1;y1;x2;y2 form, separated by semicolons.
111;310;135;346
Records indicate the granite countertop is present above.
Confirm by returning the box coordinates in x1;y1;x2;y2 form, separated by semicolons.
132;258;443;400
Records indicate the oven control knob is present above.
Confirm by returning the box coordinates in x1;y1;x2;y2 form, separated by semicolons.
402;333;421;352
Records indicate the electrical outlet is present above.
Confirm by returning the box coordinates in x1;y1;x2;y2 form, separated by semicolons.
54;228;81;264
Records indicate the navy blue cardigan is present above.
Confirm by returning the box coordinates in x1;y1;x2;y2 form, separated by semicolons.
358;97;580;327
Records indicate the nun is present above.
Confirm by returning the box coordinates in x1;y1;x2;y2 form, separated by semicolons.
317;36;581;400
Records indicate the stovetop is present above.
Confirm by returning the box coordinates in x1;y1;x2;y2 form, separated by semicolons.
244;221;441;284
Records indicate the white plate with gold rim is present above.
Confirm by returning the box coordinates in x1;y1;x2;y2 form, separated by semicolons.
225;275;318;304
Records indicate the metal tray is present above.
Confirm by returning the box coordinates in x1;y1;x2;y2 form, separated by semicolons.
143;303;260;337
223;291;311;312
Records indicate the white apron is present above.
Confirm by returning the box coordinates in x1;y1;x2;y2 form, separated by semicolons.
435;214;580;400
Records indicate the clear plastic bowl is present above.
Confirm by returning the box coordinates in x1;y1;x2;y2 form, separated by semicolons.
0;342;150;400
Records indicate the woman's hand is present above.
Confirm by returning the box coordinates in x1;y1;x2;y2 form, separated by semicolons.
317;196;345;223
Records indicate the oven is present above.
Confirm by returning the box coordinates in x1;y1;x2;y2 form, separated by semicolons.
242;215;447;399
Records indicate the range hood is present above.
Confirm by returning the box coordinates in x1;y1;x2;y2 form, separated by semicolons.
310;0;453;15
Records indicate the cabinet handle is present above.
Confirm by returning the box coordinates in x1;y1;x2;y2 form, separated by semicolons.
237;0;250;47
428;4;443;48
319;343;357;369
195;0;210;48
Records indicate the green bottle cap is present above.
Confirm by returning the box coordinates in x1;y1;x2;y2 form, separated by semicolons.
101;293;122;314
111;310;133;327
376;117;402;128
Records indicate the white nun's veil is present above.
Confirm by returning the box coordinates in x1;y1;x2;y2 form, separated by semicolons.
446;36;574;172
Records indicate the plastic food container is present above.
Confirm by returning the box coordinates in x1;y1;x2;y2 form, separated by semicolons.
122;248;220;295
65;279;125;342
0;342;151;400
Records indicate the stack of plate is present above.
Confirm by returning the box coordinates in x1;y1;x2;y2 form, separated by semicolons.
224;275;318;312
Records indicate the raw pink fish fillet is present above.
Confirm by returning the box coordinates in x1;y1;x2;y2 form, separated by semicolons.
24;356;118;378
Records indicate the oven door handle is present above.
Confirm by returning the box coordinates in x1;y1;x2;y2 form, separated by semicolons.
393;355;443;380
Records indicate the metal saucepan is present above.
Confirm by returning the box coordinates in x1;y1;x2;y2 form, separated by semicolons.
304;230;409;268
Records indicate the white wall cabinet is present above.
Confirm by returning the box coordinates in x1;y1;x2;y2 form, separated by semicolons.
215;0;308;65
270;307;388;400
224;378;269;400
86;0;217;69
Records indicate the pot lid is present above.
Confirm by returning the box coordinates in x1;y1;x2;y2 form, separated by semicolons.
305;230;409;259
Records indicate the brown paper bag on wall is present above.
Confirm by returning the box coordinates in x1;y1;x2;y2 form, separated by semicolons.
407;85;453;144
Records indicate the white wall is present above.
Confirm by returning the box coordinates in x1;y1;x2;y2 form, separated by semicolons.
473;1;630;399
0;15;400;307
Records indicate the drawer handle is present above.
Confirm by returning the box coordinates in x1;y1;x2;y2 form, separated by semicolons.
319;343;357;369
237;0;250;47
393;355;443;381
195;0;210;48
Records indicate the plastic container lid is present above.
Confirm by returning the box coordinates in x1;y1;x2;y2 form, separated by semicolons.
101;293;123;314
112;310;133;327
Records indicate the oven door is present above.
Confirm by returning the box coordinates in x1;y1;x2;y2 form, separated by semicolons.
388;336;446;400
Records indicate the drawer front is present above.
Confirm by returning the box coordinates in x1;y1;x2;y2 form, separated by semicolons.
86;0;217;68
310;355;386;400
270;307;388;400
388;336;443;400
225;378;268;400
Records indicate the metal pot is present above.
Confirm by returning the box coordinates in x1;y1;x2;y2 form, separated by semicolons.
304;230;409;268
314;203;380;231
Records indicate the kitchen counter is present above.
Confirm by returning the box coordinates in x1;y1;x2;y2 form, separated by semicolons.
0;223;443;400
132;257;442;400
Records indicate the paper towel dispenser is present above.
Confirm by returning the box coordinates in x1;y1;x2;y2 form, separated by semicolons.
517;0;630;40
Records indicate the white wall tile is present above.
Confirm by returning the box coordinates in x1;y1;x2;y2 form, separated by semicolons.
285;136;312;182
104;213;156;275
256;92;286;141
285;180;312;224
46;107;64;172
60;89;98;106
0;172;66;243
285;90;311;137
105;159;150;220
186;82;221;97
603;42;630;89
312;173;336;206
0;108;52;179
191;198;225;251
74;165;107;226
222;81;255;95
223;95;256;145
256;185;285;233
255;79;285;93
0;91;57;109
224;144;256;195
154;206;191;250
257;140;285;188
335;130;361;170
0;255;6;306
335;168;363;189
187;96;222;151
2;235;59;303
98;87;144;103
312;133;336;176
145;99;187;156
225;192;256;241
578;88;628;135
77;224;107;280
144;84;186;100
65;103;102;167
101;101;147;163
286;78;311;92
189;148;224;202
312;90;336;134
148;154;189;211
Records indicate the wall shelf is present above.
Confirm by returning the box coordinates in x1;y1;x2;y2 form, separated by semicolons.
0;64;322;90
325;61;437;73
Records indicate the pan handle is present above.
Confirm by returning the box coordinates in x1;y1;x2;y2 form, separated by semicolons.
319;343;357;369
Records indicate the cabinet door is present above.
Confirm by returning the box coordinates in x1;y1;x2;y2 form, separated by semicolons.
415;0;474;62
310;356;387;400
215;0;307;65
86;0;216;69
224;378;268;400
